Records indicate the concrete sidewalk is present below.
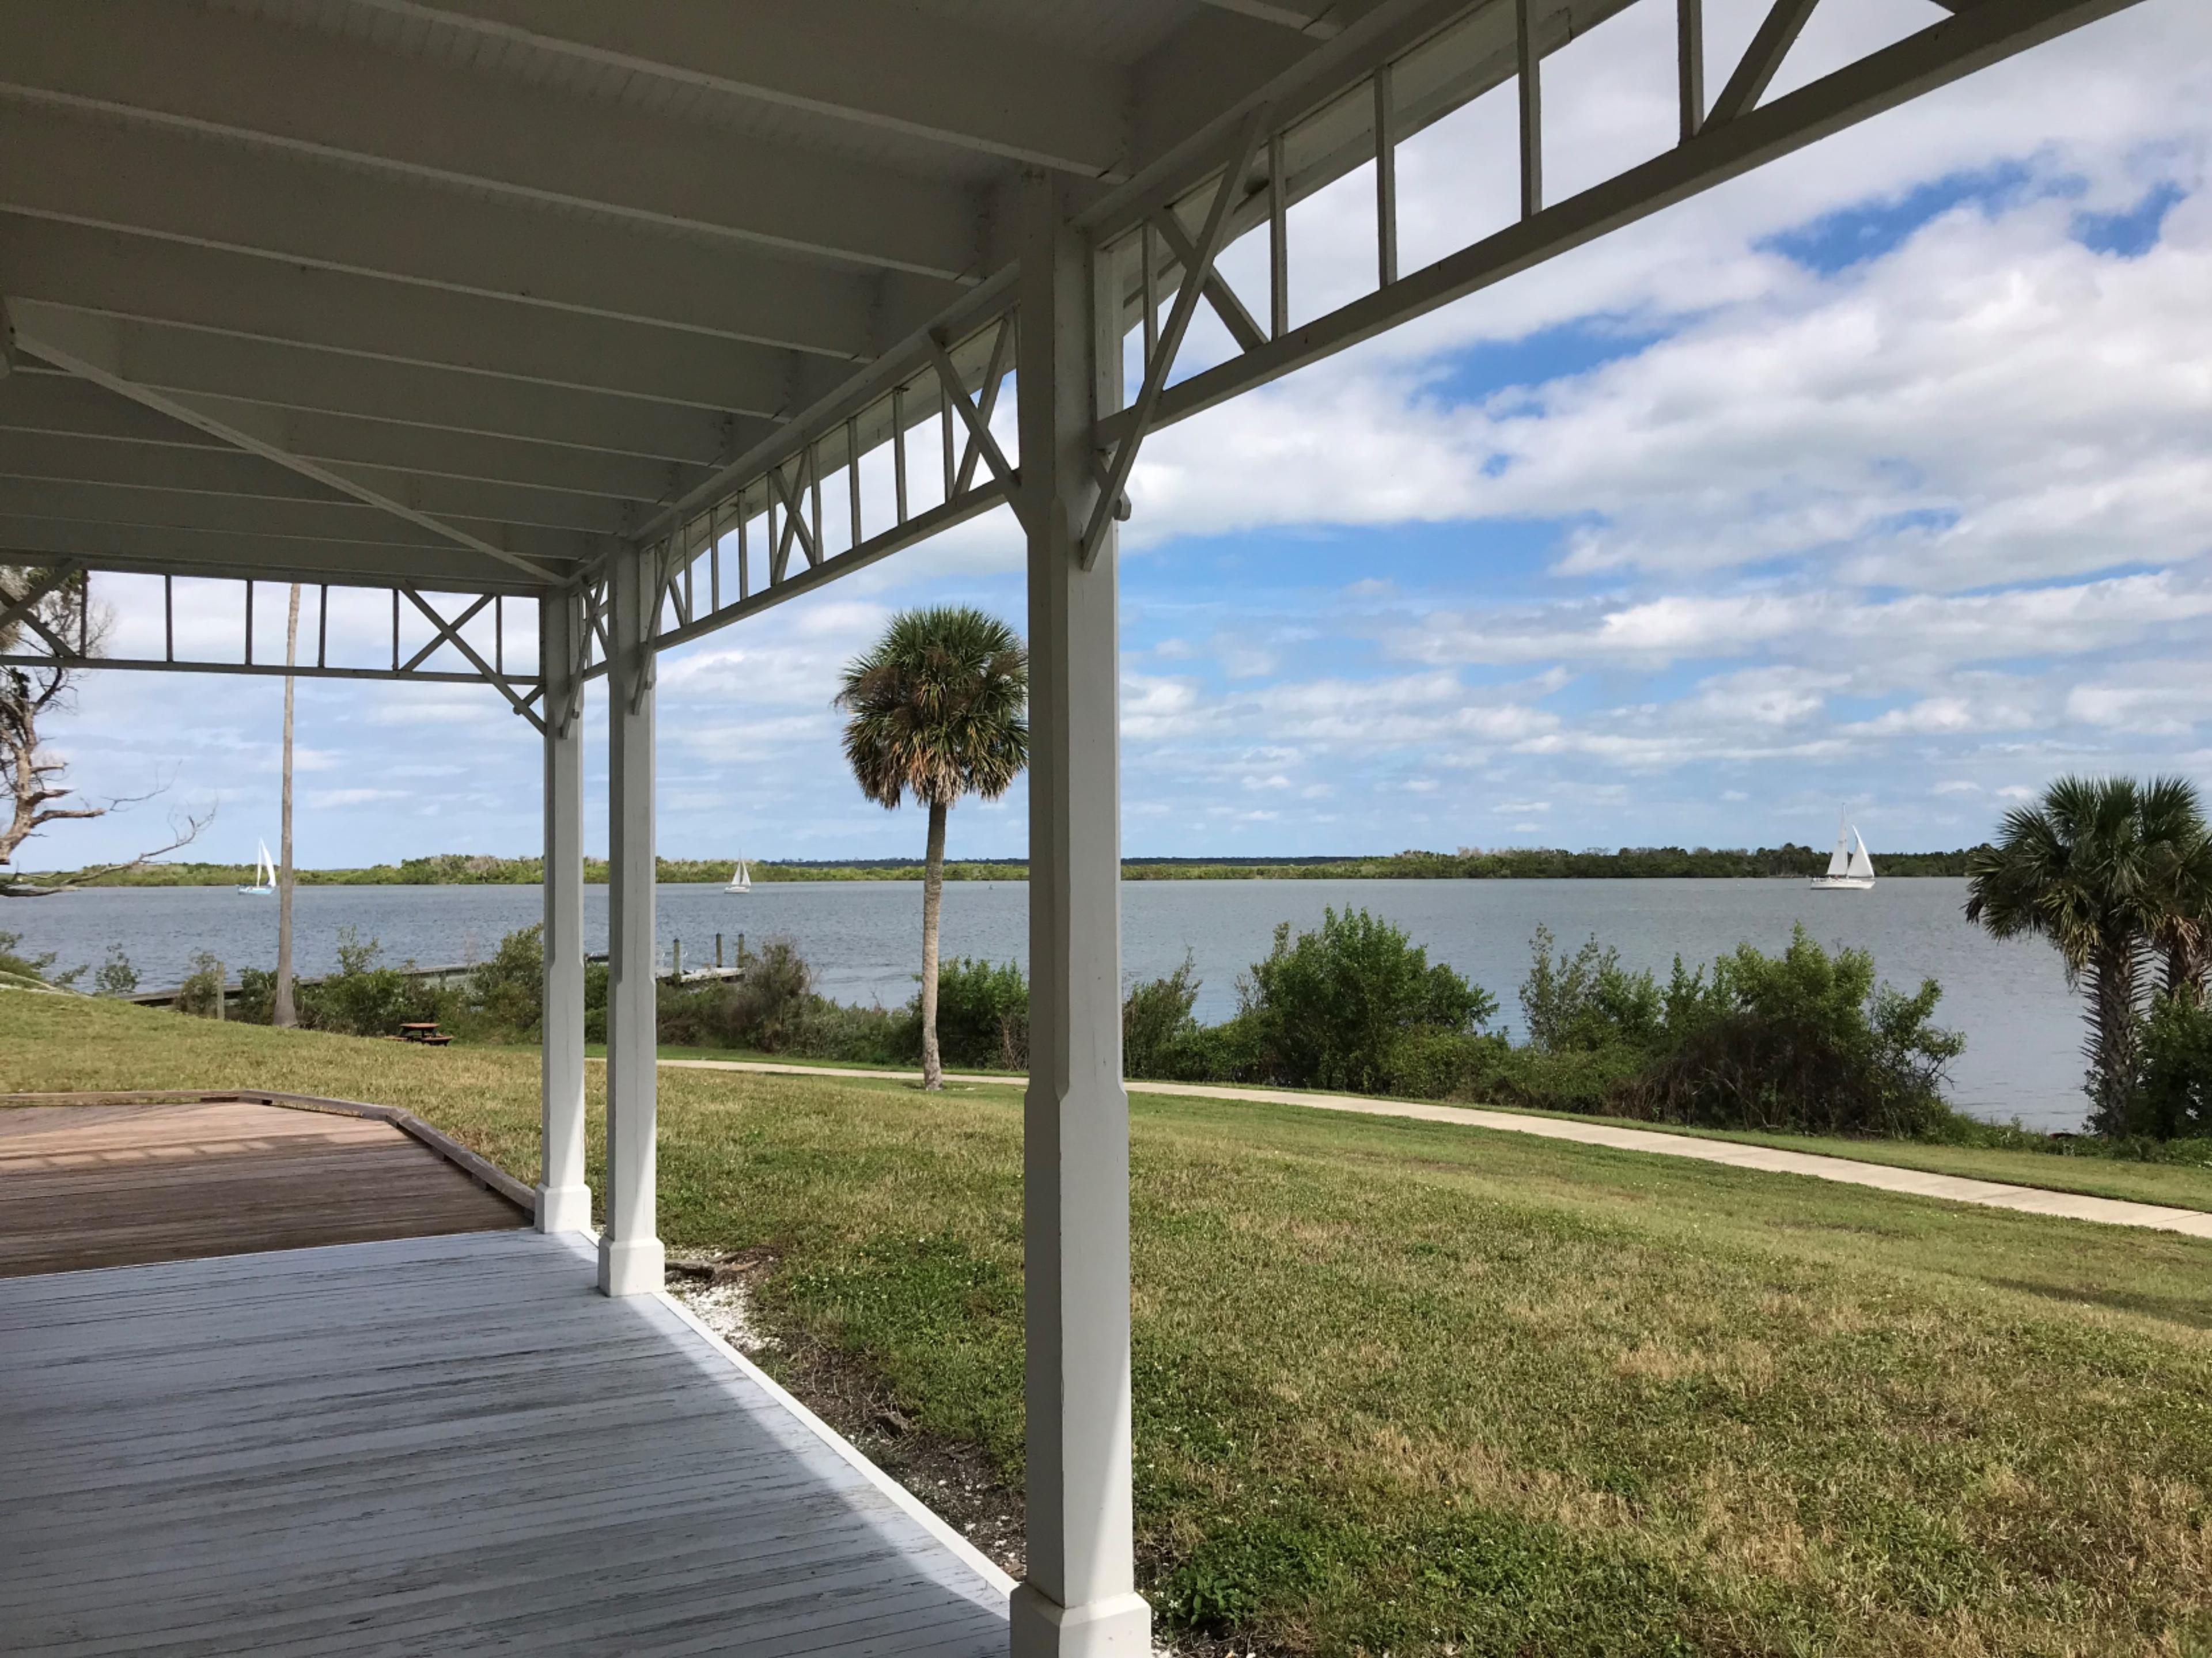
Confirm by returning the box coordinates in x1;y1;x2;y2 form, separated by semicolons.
655;1057;2212;1240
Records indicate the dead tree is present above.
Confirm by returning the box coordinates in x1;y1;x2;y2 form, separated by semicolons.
1;564;210;894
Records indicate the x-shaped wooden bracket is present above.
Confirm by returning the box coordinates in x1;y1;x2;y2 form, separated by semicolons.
1081;108;1269;569
925;322;1032;537
401;586;546;735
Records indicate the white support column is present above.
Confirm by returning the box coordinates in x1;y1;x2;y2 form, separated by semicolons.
599;550;664;1297
1009;173;1149;1658
536;587;592;1233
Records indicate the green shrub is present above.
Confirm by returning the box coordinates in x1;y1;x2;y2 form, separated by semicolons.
175;951;226;1018
2124;993;2212;1140
927;957;1028;1071
464;924;544;1037
0;929;35;984
235;966;276;1025
584;959;609;1044
1123;955;1202;1080
1166;1015;1264;1084
1463;1040;1648;1113
728;936;816;1052
0;930;84;991
1237;908;1496;1093
1619;925;1963;1136
652;935;838;1056
93;945;139;998
296;928;448;1037
1380;1028;1508;1100
1519;925;1663;1053
788;999;916;1065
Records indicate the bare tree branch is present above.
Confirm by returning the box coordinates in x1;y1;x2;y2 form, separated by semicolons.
2;805;218;897
2;562;204;894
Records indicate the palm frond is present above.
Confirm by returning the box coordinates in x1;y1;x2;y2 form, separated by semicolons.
1966;773;2212;1107
834;605;1029;811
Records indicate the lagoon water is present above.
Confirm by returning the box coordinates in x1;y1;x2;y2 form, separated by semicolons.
3;876;2089;1130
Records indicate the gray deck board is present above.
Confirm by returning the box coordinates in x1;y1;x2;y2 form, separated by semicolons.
0;1229;1009;1656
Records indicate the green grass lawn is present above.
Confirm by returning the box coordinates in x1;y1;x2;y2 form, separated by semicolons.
585;1039;2212;1217
10;993;2212;1656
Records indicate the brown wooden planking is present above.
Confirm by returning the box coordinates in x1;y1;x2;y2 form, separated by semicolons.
0;1099;527;1276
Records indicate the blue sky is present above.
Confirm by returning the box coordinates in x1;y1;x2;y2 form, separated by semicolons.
28;0;2212;871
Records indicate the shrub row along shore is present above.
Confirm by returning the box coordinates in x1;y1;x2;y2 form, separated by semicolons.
99;906;2212;1158
12;843;1983;887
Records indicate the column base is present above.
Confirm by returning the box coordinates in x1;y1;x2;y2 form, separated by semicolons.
596;1234;665;1297
1008;1585;1150;1658
535;1182;592;1235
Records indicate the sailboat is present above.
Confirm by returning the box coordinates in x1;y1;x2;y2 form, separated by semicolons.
725;853;752;896
1810;814;1874;891
238;839;277;896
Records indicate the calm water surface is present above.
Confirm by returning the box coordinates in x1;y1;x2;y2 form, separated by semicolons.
4;877;2089;1130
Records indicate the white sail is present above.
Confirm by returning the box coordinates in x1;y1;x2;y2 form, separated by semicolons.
1825;818;1852;878
1845;828;1874;881
1810;813;1874;890
240;839;276;894
726;855;751;894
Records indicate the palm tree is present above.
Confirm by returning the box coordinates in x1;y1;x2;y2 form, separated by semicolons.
835;607;1027;1089
1964;775;2212;1129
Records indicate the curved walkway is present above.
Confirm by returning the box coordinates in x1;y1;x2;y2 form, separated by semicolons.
656;1058;2212;1240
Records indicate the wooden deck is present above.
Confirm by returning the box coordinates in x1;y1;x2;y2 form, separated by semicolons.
0;1228;1012;1655
0;1097;528;1276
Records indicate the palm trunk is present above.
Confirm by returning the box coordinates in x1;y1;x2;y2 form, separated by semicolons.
2084;938;2142;1133
272;584;300;1028
919;797;948;1090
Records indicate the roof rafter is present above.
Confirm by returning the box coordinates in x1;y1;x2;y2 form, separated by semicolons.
12;307;566;585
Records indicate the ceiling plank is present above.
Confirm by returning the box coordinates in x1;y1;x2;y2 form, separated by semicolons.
190;406;714;505
0;371;724;503
0;322;748;465
0;526;551;594
350;0;1131;176
0;0;985;282
0;227;828;413
0;478;612;560
0;103;925;358
0;430;640;536
0;430;338;502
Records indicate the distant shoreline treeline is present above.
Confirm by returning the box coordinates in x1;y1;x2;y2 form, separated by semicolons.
18;844;1983;887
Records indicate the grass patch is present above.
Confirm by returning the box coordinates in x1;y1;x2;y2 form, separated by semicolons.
612;1039;2212;1215
9;994;2212;1656
623;1048;2212;1215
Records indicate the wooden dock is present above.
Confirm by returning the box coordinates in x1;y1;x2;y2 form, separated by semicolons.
0;1097;528;1276
0;1092;1010;1653
0;1228;1011;1655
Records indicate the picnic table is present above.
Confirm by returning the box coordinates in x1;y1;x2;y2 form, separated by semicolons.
397;1022;452;1047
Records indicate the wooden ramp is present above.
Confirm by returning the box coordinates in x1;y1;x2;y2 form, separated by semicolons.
0;1097;528;1276
0;1228;1012;1656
